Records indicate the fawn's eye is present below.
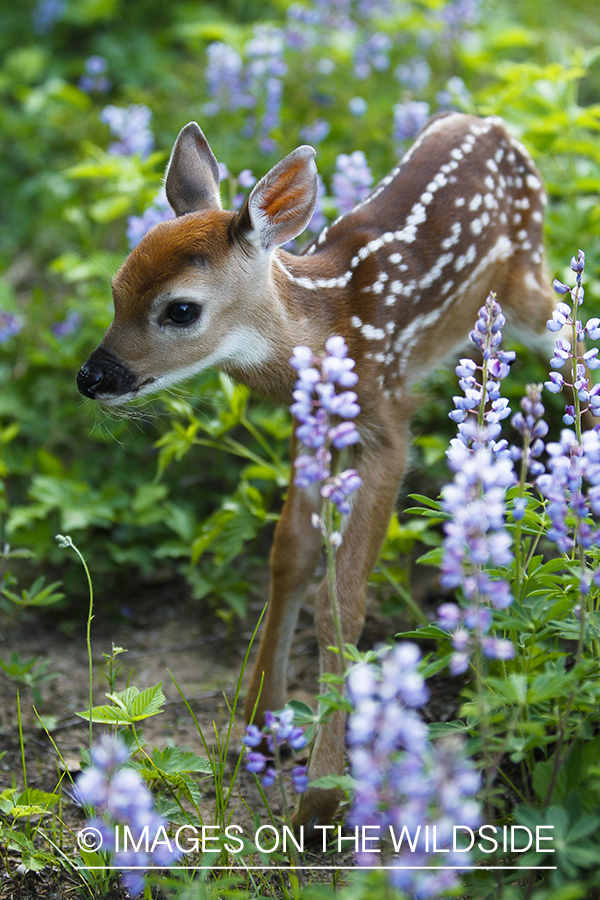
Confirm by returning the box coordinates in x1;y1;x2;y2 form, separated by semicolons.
167;302;200;325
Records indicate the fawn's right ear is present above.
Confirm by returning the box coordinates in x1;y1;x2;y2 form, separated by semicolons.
165;122;222;216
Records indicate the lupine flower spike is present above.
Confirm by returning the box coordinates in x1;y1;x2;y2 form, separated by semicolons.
290;336;362;517
449;292;516;455
546;250;600;428
347;644;480;897
440;294;516;673
242;709;308;792
75;734;181;896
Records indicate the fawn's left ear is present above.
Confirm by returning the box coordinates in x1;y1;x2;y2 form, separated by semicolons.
234;145;318;252
165;122;222;216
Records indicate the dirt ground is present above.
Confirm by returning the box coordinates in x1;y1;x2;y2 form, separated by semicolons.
0;556;454;899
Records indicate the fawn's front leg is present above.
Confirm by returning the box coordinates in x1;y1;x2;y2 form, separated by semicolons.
244;433;323;724
297;424;410;827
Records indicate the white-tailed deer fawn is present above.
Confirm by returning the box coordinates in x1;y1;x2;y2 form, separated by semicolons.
78;112;558;827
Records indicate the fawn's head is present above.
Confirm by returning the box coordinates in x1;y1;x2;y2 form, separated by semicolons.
77;122;318;404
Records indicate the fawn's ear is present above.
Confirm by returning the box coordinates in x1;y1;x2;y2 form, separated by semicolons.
165;122;222;216
235;146;318;252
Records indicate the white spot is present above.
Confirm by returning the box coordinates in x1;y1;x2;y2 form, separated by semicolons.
494;147;505;163
420;191;434;205
481;211;490;227
469;193;482;211
385;294;397;306
351;316;363;328
385;321;395;334
470;218;483;236
419;252;454;289
486;158;498;172
441;221;462;250
361;324;385;340
454;244;477;271
524;271;541;292
434;171;448;187
526;173;541;190
455;197;465;207
517;229;528;241
513;213;522;225
389;252;403;264
514;197;530;210
483;193;497;209
485;175;495;190
450;147;463;160
532;210;543;223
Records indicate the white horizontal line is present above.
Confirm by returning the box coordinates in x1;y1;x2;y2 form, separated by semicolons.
77;865;557;871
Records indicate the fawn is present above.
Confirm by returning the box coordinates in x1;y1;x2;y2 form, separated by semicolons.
77;112;558;826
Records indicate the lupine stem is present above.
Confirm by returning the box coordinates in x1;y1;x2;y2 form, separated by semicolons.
572;313;583;445
323;502;347;675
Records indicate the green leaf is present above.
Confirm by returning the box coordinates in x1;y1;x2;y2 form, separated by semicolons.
77;683;165;723
428;720;471;738
308;774;356;792
149;747;212;775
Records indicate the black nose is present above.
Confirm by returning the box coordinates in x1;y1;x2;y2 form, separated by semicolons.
77;360;104;398
76;348;137;399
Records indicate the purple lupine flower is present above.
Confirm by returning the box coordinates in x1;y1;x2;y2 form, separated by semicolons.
242;708;308;792
300;119;331;144
127;190;176;248
331;151;373;216
439;297;517;671
440;0;481;37
75;734;181;896
348;96;368;116
79;56;111;94
544;251;599;424
449;293;516;454
290;337;362;515
436;76;472;111
393;100;430;143
320;469;362;514
395;58;431;91
100;105;154;158
511;383;548;479
347;645;480;895
203;42;254;116
537;428;600;557
245;25;288;149
441;442;515;605
0;312;22;344
53;310;82;337
438;601;515;673
32;0;66;33
353;32;392;79
291;766;309;793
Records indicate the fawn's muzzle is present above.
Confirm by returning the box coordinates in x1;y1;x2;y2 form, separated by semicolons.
77;348;138;399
